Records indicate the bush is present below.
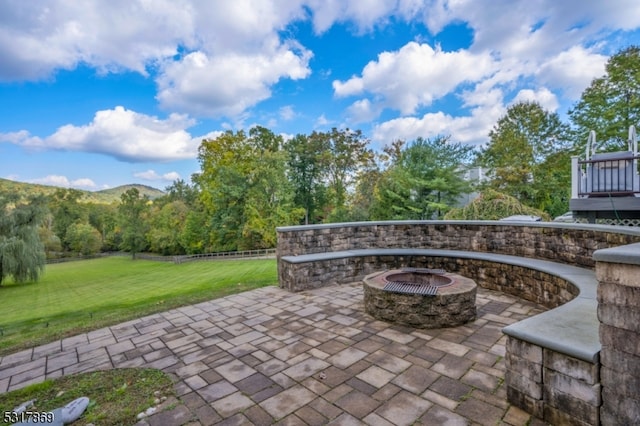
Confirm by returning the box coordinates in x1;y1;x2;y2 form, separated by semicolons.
444;189;551;221
65;222;103;255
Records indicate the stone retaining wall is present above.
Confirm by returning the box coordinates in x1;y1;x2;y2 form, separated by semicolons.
277;221;640;269
279;253;577;309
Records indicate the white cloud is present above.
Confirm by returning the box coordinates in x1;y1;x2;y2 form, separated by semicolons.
345;99;382;124
0;0;194;81
306;0;397;33
333;42;495;115
512;88;559;112
0;106;217;162
372;106;500;148
315;114;331;128
163;171;181;181
373;85;506;147
1;0;639;149
422;0;640;55
30;175;96;189
279;105;296;121
536;46;607;99
134;170;181;181
0;1;312;118
410;0;639;121
156;45;312;118
72;178;98;189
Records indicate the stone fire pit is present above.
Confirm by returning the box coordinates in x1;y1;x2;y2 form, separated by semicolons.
363;268;477;328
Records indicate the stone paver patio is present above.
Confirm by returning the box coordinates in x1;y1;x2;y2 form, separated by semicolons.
0;283;550;425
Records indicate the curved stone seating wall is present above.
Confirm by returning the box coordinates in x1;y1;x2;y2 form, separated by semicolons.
277;220;640;269
278;249;578;308
276;221;640;425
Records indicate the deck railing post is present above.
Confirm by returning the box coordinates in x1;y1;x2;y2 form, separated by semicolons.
571;155;579;198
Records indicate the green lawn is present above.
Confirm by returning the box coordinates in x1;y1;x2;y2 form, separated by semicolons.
0;257;277;355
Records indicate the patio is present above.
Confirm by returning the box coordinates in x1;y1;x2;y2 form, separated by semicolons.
0;283;549;425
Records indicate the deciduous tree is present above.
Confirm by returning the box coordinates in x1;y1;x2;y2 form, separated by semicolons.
147;200;189;255
285;134;328;224
315;128;374;222
118;188;149;258
194;126;303;251
479;101;570;215
0;193;47;285
569;46;640;149
49;188;87;250
65;222;102;255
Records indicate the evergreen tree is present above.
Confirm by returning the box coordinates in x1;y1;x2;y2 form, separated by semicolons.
371;136;473;220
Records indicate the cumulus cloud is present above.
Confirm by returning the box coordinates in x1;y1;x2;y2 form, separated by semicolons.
420;0;636;94
306;0;397;33
331;0;639;143
30;175;97;189
372;84;507;147
512;88;559;112
134;170;181;181
1;0;639;148
0;106;216;162
279;105;296;121
536;46;607;99
0;1;311;118
345;99;383;124
372;105;502;148
314;114;331;128
423;0;640;56
333;42;495;115
0;0;193;81
156;45;311;118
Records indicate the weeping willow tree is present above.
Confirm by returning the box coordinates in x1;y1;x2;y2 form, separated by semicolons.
444;189;550;221
0;193;47;285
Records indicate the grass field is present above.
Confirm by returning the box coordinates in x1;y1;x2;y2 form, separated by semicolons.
0;257;277;356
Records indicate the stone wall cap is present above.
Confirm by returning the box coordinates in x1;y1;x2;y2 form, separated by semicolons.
502;298;601;363
593;242;640;266
276;220;640;237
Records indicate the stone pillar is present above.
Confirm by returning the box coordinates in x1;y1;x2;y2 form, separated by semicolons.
594;243;640;425
542;349;600;425
505;337;544;419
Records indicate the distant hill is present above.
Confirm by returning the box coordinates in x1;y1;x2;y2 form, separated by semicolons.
0;178;165;204
95;184;166;202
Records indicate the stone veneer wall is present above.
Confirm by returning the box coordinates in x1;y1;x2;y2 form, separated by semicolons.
277;221;640;269
279;254;577;308
505;338;601;425
594;243;640;425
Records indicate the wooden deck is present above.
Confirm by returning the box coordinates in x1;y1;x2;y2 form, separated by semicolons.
570;195;640;220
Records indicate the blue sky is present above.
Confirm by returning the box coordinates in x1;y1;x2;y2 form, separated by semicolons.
1;1;639;191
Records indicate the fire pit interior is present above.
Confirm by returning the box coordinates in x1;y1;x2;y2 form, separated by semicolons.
363;268;477;328
382;268;454;295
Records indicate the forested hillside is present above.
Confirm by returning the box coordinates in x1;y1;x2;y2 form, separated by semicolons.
0;178;164;204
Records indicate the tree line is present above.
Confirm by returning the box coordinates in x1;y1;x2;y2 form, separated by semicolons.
1;45;638;285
